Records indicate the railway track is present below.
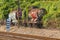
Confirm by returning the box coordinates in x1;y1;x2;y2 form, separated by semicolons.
0;32;60;40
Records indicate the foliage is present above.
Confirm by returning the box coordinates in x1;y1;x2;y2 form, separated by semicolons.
0;0;60;27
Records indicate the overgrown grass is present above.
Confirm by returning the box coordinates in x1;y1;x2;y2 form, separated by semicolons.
0;0;60;28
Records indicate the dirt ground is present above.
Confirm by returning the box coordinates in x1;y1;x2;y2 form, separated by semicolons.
0;25;60;39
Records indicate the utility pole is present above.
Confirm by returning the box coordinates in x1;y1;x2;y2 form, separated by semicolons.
17;0;22;27
18;0;20;27
15;0;20;27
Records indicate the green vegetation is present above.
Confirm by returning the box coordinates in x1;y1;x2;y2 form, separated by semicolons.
0;0;60;28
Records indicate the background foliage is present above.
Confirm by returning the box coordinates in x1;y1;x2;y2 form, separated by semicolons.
0;0;60;28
